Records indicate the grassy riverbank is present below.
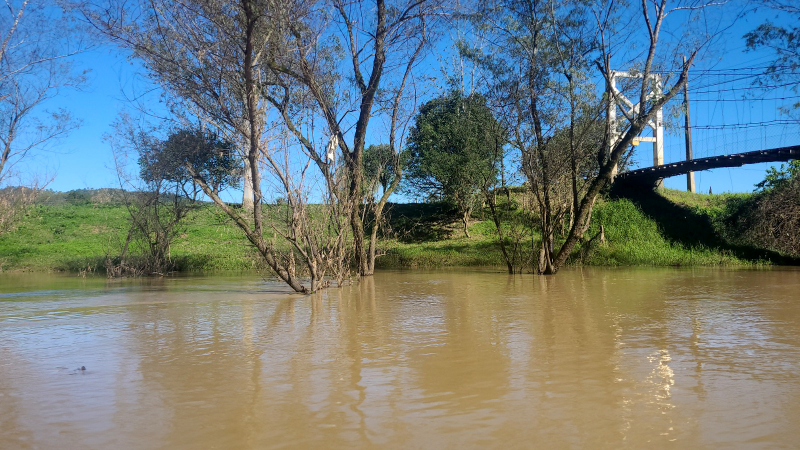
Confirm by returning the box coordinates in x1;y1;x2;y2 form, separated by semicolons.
378;188;793;269
0;188;794;274
0;201;262;273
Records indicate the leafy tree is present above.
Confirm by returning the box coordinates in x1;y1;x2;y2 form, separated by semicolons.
463;0;719;274
745;0;800;110
461;0;603;273
363;144;403;195
108;126;240;277
405;91;505;237
138;128;240;197
755;160;800;192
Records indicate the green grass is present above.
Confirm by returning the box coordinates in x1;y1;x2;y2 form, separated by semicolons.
380;189;780;270
377;220;522;268
0;203;261;273
0;187;793;274
580;197;750;267
0;203;128;272
580;187;795;267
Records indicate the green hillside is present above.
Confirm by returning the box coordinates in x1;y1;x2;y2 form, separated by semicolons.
0;188;795;274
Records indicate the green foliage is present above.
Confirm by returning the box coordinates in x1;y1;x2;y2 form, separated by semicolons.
404;91;505;206
107;127;244;276
582;197;754;267
721;163;800;256
65;190;93;205
755;160;800;191
603;188;798;265
744;2;800;110
1;188;794;274
363;144;403;193
138;127;240;194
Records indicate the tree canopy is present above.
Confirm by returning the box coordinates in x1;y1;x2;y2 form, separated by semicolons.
137;128;240;195
404;90;505;236
405;91;504;200
363;144;405;195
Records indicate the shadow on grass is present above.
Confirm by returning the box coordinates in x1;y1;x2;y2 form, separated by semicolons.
60;256;108;274
614;186;800;265
378;240;507;269
384;202;461;243
60;253;224;275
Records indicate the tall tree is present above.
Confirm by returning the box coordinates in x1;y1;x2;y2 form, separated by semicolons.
0;0;84;186
551;0;727;274
84;0;440;289
85;0;333;292
462;0;603;272
265;0;440;276
405;90;504;237
465;0;722;274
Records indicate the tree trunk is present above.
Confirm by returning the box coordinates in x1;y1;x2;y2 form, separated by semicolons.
462;209;471;238
486;189;514;273
242;157;254;212
347;158;368;276
366;169;402;275
540;48;696;275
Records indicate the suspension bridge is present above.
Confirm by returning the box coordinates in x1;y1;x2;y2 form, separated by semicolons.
609;65;799;191
616;145;800;187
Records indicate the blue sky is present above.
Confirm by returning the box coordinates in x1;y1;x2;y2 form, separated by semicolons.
23;3;800;196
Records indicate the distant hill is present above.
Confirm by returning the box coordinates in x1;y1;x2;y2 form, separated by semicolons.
35;188;129;206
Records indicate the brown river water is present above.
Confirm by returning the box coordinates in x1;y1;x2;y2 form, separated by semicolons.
1;268;799;449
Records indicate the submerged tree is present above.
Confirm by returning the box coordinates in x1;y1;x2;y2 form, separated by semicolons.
107;124;240;277
85;0;441;289
464;0;722;274
405;90;505;237
85;0;339;292
461;0;602;272
263;0;441;276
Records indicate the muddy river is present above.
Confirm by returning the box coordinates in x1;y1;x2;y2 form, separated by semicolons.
1;268;799;449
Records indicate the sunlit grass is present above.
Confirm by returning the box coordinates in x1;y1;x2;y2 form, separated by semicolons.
0;187;783;274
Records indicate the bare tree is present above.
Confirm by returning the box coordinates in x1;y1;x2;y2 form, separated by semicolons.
83;0;434;291
261;0;442;276
0;0;84;232
84;0;332;292
463;0;727;274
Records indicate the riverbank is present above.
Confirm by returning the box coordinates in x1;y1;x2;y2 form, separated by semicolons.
0;188;795;273
379;188;793;269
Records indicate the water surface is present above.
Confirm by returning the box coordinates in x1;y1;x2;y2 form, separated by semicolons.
1;268;799;449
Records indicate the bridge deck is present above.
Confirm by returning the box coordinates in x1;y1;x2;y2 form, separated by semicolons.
616;145;800;187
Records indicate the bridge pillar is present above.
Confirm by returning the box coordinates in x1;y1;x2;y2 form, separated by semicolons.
608;71;665;188
607;74;619;180
654;106;664;189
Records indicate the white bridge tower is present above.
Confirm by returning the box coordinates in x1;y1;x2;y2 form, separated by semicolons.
608;70;664;188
